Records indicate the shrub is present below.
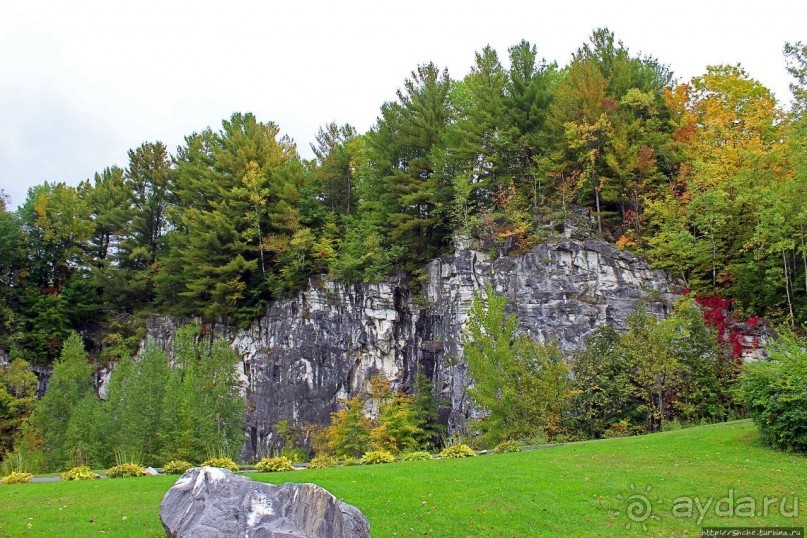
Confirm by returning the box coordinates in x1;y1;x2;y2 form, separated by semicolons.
162;460;193;474
439;444;476;459
493;440;522;454
307;456;338;469
341;457;360;467
399;451;433;461
107;463;147;478
281;448;309;464
60;466;99;480
360;450;396;464
201;457;239;472
315;396;371;459
1;471;33;484
256;456;294;472
742;335;807;453
603;420;635;439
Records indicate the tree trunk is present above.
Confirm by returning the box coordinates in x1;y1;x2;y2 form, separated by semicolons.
594;181;602;236
783;248;795;327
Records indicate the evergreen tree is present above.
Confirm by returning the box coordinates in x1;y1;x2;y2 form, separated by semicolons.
158;326;245;462
28;333;97;469
107;344;170;465
157;114;303;324
368;63;453;272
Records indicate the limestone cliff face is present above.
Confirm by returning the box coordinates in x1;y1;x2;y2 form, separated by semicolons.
145;240;682;459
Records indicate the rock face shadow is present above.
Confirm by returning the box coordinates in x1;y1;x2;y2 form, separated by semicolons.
160;467;370;538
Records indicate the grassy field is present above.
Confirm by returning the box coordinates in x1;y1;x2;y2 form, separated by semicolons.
0;420;803;537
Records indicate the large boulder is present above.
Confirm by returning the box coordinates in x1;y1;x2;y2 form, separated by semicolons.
160;467;370;537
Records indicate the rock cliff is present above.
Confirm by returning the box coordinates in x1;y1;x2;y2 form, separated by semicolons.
145;240;682;459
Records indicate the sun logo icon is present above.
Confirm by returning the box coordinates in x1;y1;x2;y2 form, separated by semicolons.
613;483;662;531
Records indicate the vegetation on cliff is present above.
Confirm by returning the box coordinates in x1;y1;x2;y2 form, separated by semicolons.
1;31;805;370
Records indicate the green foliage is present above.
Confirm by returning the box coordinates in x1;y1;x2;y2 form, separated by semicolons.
156;114;305;324
157;327;245;464
360;450;395;465
570;297;740;437
106;463;148;478
64;394;111;468
106;344;169;465
493;440;522;453
438;444;476;459
411;368;444;448
0;358;37;455
570;326;638;438
399;450;433;461
60;466;99;481
272;419;307;462
742;334;807;453
28;333;99;469
1;471;32;484
256;456;294;472
200;457;239;473
162;460;192;474
463;286;573;444
306;455;339;469
602;420;638;439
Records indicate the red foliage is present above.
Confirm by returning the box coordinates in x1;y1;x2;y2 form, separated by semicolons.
694;294;761;361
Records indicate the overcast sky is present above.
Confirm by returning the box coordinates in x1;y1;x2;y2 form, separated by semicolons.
1;0;805;208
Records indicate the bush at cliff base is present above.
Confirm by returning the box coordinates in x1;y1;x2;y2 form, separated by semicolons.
742;334;807;453
200;457;239;472
256;456;294;472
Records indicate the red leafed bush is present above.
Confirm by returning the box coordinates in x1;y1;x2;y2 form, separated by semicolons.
693;294;760;361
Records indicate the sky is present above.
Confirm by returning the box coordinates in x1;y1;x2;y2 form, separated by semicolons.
1;0;805;209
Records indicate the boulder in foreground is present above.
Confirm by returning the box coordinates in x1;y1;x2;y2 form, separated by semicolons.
160;466;370;537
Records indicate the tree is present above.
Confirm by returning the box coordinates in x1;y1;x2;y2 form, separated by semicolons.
157;114;303;323
368;63;453;272
106;343;170;465
310;122;358;223
316;395;371;458
19;182;93;291
742;333;807;453
0;203;29;354
570;327;640;438
442;45;509;213
643;65;794;322
28;333;98;469
501;40;559;209
157;325;245;462
619;304;682;431
463;286;571;443
120;142;172;270
367;376;423;453
411;367;444;448
0;358;38;455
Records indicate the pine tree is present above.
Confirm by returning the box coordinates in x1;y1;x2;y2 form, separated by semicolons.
29;333;97;469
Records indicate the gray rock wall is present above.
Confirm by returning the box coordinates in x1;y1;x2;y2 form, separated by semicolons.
144;240;682;459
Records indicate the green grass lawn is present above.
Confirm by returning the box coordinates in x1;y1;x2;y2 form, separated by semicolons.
0;420;803;537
